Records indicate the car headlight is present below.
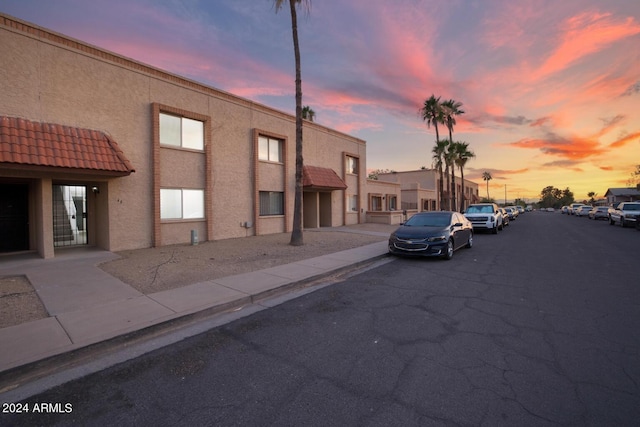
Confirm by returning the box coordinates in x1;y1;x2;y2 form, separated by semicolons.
427;235;446;242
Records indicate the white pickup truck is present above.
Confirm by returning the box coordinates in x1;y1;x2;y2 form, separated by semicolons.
609;202;640;228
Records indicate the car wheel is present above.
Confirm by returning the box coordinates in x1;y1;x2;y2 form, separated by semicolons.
465;233;473;248
620;217;626;227
492;224;498;234
609;217;614;225
444;239;454;260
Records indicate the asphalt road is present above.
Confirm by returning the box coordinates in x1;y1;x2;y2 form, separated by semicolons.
2;211;639;426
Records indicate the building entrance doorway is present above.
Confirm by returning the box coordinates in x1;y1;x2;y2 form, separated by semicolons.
303;191;333;228
53;185;87;247
0;183;29;253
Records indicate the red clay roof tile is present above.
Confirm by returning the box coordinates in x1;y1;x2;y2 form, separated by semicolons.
303;165;347;190
0;116;135;175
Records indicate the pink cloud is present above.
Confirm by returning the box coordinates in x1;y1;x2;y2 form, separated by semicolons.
508;135;606;160
533;11;640;80
609;131;640;148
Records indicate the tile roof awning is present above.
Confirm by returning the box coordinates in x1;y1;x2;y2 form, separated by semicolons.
0;116;135;176
303;165;347;191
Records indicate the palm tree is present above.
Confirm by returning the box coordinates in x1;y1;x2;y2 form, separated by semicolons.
432;139;448;210
421;95;445;209
441;99;464;145
482;171;492;200
453;142;475;211
421;95;443;143
445;142;456;210
442;99;464;211
302;105;315;121
274;0;310;246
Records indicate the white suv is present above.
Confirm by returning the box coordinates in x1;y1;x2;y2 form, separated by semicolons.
464;203;503;234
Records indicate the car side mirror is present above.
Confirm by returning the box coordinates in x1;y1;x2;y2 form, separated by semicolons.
453;222;463;227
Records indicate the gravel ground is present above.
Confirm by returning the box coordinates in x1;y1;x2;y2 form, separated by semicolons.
0;275;48;329
0;224;397;329
99;226;394;294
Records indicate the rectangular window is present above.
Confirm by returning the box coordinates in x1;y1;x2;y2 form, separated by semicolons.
160;113;204;150
160;189;204;219
370;195;382;211
347;195;358;212
258;136;282;162
259;191;284;216
346;156;358;174
387;195;397;211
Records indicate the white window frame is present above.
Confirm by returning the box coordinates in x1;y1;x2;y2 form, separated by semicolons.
160;112;204;151
258;136;283;163
346;156;358;175
160;188;204;220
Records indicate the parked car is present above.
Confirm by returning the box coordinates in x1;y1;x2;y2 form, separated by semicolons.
568;203;585;215
506;206;519;218
609;202;640;227
499;208;510;227
463;203;503;234
546;207;555;212
525;205;533;212
588;206;612;220
561;206;569;214
575;205;593;217
516;206;525;214
503;207;516;220
388;211;473;259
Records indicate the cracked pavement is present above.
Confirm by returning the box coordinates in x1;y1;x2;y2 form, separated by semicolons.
3;212;638;426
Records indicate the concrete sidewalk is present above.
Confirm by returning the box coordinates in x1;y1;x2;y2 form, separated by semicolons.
0;228;391;379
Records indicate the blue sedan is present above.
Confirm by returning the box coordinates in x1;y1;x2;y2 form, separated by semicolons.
388;211;473;260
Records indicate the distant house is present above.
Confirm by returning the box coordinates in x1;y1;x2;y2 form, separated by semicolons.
375;169;479;213
603;188;640;205
364;179;403;224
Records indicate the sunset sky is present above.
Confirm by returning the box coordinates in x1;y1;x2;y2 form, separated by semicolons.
3;0;640;202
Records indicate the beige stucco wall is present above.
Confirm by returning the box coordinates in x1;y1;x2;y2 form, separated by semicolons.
0;14;366;254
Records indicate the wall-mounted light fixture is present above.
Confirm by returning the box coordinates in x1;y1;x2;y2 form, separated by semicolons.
92;186;100;194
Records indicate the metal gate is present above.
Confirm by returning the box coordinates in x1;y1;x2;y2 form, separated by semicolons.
53;185;87;247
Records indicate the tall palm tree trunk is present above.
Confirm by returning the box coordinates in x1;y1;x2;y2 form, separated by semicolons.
444;160;450;210
288;0;303;246
438;167;444;210
460;167;466;212
451;168;457;212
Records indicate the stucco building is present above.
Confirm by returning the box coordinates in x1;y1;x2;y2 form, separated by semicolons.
376;169;480;213
0;14;366;258
603;187;640;205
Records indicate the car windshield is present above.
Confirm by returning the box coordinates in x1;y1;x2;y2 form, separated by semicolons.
404;213;451;227
466;205;493;213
